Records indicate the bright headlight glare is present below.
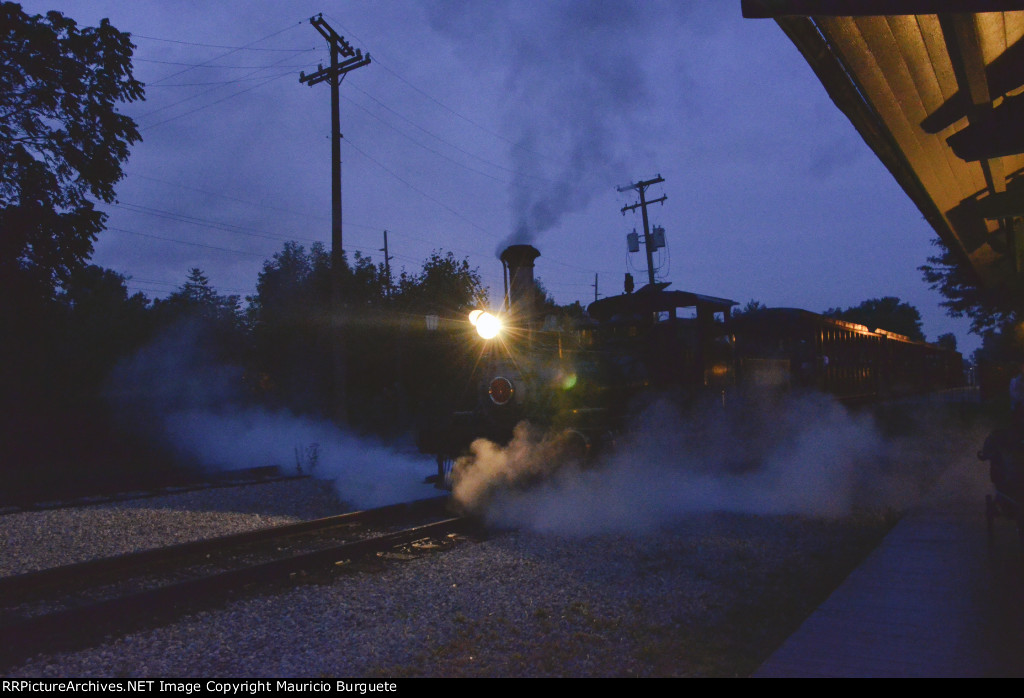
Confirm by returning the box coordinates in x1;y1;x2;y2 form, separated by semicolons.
476;312;501;339
468;309;483;326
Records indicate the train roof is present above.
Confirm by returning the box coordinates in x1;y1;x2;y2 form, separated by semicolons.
733;307;873;334
733;307;954;351
587;284;736;322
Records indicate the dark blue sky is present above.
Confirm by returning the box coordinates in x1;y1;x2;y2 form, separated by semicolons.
20;1;979;354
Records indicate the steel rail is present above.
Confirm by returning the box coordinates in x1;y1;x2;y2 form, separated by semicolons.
0;515;469;666
0;495;449;600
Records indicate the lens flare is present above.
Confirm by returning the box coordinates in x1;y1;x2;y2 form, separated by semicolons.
476;312;502;339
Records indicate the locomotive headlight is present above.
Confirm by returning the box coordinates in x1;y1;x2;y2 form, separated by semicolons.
474;311;502;340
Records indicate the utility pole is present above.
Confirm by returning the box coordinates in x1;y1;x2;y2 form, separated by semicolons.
618;175;667;287
380;229;393;299
300;14;370;422
593;273;599;303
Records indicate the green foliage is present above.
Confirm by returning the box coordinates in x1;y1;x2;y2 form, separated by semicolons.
532;277;557;316
248;244;486;431
919;238;1023;336
0;264;170;500
56;265;150;399
936;332;957;352
732;300;766;317
0;3;143;300
249;243;333;413
149;268;248;370
162;268;242;322
395;250;487;313
972;323;1024;365
823;296;925;342
5;263;151;408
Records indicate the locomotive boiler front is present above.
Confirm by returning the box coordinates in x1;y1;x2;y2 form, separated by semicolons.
470;243;542;439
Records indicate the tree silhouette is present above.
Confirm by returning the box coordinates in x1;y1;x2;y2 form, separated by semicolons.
57;265;150;400
936;332;957;352
164;268;242;322
0;3;143;301
732;299;766;317
395;250;486;314
919;238;1022;336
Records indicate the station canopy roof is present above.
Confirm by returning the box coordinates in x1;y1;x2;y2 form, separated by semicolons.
742;1;1024;288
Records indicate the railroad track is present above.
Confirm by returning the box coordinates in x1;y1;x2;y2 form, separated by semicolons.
0;496;472;667
0;466;308;516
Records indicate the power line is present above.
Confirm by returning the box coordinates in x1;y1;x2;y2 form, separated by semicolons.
127;276;253;294
148;21;304;85
126;169;483;257
123;173;466;252
343;136;493;238
130;173;329;222
133;34;315;52
346;83;556;186
136;49;314;124
113;201;320;244
139;70;302;131
341;93;519;188
136;57;314;69
107;226;271;258
116;178;615;286
324;13;556;167
111;200;383;257
147;72;300;87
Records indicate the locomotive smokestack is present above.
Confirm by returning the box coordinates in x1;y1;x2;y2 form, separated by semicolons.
500;244;540;321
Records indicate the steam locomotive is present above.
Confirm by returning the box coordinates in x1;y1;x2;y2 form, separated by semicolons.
419;244;965;486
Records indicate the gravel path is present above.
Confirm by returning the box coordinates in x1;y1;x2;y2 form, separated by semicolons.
4;509;891;677
0;479;345;577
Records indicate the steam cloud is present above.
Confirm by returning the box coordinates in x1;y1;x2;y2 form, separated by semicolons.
425;1;679;253
451;394;966;535
108;321;434;509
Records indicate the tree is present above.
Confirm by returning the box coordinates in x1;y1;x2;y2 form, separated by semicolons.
0;3;143;301
395;250;486;314
161;268;242;322
249;243;333;412
824;296;925;342
56;265;150;399
936;332;957;352
150;268;246;366
919;238;1023;336
732;299;766;317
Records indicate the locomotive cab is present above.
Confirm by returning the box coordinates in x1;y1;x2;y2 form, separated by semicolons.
587;284;738;402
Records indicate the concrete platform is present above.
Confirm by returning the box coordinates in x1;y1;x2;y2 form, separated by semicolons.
756;458;1024;677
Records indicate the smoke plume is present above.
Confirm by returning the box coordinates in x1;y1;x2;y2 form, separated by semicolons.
108;321;434;509
451;393;972;535
425;1;684;253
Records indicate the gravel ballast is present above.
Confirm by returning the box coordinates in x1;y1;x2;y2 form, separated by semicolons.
0;479;345;577
4;508;892;677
